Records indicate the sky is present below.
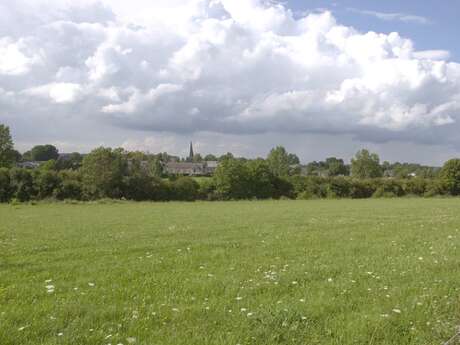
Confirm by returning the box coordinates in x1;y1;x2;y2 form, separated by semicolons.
0;0;459;165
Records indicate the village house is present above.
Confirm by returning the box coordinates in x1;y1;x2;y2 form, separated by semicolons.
165;161;218;176
165;142;219;176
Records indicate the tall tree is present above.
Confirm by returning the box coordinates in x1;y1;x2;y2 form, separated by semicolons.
81;147;126;199
204;154;218;161
267;146;298;177
0;124;15;168
213;158;250;199
325;157;349;176
246;159;275;199
439;159;460;195
350;149;382;179
56;152;83;170
26;145;59;161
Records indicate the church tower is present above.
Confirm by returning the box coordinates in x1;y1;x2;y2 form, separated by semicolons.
189;142;194;161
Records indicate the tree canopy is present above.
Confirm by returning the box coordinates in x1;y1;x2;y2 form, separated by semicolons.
267;146;299;177
439;159;460;195
81;147;126;199
25;145;59;161
351;149;382;179
0;124;15;168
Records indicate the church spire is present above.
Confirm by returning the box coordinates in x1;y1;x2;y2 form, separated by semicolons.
189;142;194;161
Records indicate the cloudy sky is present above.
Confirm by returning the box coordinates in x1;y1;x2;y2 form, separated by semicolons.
0;0;459;165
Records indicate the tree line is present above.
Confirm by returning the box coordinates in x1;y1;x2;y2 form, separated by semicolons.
1;123;460;202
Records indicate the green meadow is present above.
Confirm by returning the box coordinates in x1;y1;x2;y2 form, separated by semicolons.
1;199;459;345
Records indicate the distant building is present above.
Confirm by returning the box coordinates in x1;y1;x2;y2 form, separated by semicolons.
17;161;43;169
164;142;219;176
189;142;194;161
205;161;219;174
165;161;219;176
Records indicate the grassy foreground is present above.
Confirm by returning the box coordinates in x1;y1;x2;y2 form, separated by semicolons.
0;199;459;345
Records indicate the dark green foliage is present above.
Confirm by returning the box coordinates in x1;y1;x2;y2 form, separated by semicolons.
383;161;440;178
351;149;383;179
348;179;376;199
25;144;59;161
0;124;15;168
403;177;428;196
9;168;35;202
246;159;276;199
372;179;405;198
197;178;217;200
170;177;200;201
213;159;251;199
0;141;453;203
325;177;351;198
213;158;293;200
307;157;349;177
289;176;326;199
204;154;218;161
35;170;61;199
81;147;126;199
54;171;83;200
271;176;294;199
267;146;298;177
218;152;234;161
0;168;12;202
9;149;22;164
56;152;83;170
439;159;460;195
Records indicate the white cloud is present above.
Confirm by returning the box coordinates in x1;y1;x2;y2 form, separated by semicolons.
348;8;431;25
413;50;451;61
102;84;183;114
25;83;84;104
0;37;41;75
0;0;460;159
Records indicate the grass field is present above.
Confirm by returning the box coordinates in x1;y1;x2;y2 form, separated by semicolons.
1;199;459;345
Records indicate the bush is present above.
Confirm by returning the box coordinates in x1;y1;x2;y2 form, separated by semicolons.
272;177;294;199
402;178;428;196
0;168;12;202
9;168;36;202
81;147;126;199
424;180;443;198
349;179;376;199
439;159;460;195
170;177;199;201
213;159;251;200
372;179;405;198
36;170;61;199
290;176;326;199
54;170;83;200
197;178;216;200
325;177;351;198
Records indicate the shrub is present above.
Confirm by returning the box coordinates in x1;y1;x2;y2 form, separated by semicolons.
170;177;199;201
54;170;83;200
439;159;460;195
0;168;12;202
403;178;428;196
372;179;405;198
325;177;351;198
36;170;61;199
349;179;376;199
213;159;251;200
9;168;36;202
197;178;216;200
81;147;126;199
